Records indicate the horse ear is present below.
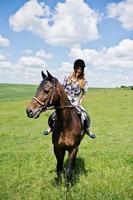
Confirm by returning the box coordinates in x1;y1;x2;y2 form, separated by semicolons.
47;70;58;84
41;71;47;80
47;70;54;80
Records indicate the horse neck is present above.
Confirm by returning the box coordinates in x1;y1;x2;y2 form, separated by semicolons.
56;84;73;124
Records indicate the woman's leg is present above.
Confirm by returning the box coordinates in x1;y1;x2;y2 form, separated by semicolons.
80;107;96;139
43;111;56;135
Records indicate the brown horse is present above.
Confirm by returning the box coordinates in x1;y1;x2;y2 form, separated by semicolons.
26;71;85;182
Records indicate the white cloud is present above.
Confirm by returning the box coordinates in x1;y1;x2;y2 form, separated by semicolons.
0;54;13;83
0;40;132;87
18;56;47;68
23;49;34;55
53;61;73;82
9;0;100;46
0;34;10;47
9;0;50;32
15;50;53;83
17;49;53;68
0;61;12;70
85;71;133;87
106;0;133;30
0;54;6;61
0;49;53;84
69;39;133;70
52;59;133;88
67;39;133;87
57;62;72;73
35;50;53;59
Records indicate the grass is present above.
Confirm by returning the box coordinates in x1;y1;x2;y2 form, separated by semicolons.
0;84;133;200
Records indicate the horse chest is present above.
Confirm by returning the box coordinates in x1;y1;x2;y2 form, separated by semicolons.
52;131;80;148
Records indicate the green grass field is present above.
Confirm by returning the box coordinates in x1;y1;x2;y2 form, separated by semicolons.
0;83;133;200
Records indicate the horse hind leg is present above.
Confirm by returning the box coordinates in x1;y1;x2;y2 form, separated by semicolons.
54;146;65;183
66;147;78;183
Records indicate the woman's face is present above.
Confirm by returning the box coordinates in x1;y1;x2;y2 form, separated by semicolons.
75;66;83;78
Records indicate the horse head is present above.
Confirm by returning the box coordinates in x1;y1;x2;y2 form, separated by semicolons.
26;71;59;119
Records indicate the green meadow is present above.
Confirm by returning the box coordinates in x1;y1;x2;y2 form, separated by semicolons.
0;83;133;200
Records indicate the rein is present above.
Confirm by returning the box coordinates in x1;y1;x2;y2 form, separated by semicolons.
32;96;74;110
48;105;75;110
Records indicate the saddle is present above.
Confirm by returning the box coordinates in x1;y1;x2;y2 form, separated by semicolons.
48;106;90;130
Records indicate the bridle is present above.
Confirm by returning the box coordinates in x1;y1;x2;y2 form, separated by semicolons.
33;96;45;106
32;81;55;111
32;81;74;111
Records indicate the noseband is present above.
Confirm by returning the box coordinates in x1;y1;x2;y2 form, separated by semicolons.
33;96;45;106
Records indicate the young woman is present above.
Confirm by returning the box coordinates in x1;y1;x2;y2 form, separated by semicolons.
43;59;95;139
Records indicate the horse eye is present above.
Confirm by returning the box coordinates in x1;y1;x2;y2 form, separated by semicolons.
44;88;49;94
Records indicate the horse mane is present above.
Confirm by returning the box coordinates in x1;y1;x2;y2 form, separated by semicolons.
55;80;71;106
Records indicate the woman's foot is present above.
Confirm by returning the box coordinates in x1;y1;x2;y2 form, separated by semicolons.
86;129;96;139
43;128;52;135
89;132;96;139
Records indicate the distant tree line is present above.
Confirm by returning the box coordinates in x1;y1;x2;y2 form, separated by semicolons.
120;86;133;90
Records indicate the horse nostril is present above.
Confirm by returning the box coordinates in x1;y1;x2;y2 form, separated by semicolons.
26;108;33;118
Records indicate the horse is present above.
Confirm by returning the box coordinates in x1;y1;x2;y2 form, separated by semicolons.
26;71;86;182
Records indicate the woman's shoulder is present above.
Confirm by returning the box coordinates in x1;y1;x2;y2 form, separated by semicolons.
66;73;74;81
63;73;73;85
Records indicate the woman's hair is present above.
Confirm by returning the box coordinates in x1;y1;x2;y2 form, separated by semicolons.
68;71;86;89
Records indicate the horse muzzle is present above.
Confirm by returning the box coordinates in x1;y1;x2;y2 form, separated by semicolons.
26;107;42;119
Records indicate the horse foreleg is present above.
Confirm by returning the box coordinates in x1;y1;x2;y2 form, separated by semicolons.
66;147;78;182
54;146;65;181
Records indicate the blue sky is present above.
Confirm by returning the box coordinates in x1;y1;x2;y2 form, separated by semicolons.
0;0;133;87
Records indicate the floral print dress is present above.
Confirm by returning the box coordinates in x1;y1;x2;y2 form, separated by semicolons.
63;76;88;106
